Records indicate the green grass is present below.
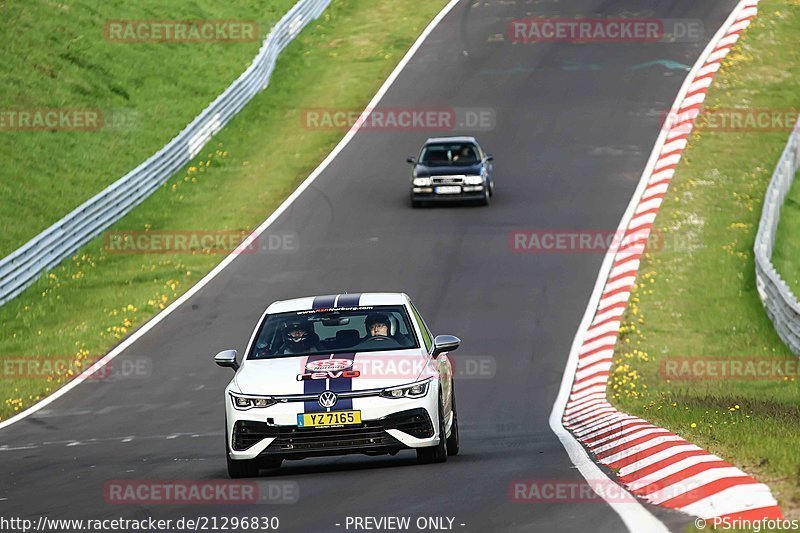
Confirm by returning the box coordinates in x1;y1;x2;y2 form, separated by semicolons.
773;168;800;294
0;0;449;417
607;0;800;518
0;0;299;257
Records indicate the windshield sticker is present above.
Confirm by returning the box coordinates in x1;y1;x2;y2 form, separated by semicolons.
296;306;374;315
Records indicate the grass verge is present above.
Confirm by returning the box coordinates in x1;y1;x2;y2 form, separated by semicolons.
0;0;297;256
0;0;448;418
607;0;800;518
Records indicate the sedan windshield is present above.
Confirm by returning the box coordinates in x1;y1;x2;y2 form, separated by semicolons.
419;142;480;166
248;305;419;359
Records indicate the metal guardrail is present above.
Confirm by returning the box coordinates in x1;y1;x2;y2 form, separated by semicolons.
0;0;331;306
754;118;800;355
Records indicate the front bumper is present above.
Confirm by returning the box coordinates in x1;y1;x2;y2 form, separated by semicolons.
232;408;433;459
226;388;441;460
412;185;486;202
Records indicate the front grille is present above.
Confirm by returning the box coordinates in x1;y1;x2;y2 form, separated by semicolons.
270;424;398;452
432;176;464;185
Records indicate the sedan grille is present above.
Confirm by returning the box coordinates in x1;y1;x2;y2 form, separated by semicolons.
432;175;465;185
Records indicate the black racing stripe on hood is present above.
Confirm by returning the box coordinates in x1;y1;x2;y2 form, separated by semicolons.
312;295;336;309
302;294;361;415
303;354;330;413
336;293;361;307
327;352;355;410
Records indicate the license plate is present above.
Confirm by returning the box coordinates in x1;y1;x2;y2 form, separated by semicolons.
435;185;461;194
297;410;362;428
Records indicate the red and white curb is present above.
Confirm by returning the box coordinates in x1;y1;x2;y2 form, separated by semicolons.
552;0;783;526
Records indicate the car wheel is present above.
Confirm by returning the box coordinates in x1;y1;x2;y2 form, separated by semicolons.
411;195;424;208
479;187;490;206
446;384;460;456
226;426;260;478
417;396;448;464
227;454;260;478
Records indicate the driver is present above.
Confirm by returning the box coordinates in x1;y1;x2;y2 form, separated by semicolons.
283;319;318;354
453;145;474;162
365;313;391;339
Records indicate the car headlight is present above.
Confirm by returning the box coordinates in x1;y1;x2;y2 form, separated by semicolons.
413;177;432;186
464;175;483;185
230;392;278;410
381;379;431;399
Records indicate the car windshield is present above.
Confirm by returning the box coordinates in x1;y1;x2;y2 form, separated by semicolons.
248;305;419;359
419;142;480;166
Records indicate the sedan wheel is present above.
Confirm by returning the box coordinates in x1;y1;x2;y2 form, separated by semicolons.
417;396;448;464
226;421;261;478
446;384;460;456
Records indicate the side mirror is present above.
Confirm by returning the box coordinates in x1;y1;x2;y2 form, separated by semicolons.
432;335;460;358
214;349;239;371
485;154;494;162
406;156;417;164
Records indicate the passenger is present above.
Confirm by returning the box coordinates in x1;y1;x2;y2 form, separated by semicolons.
364;313;391;339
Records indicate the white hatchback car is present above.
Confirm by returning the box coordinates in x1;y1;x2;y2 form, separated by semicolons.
214;292;461;477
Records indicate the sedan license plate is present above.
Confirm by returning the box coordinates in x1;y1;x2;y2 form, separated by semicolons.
297;410;362;428
435;185;461;194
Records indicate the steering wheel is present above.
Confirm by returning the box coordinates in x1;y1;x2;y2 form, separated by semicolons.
366;335;393;342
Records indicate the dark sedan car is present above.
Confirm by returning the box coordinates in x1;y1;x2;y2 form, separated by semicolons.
406;136;494;207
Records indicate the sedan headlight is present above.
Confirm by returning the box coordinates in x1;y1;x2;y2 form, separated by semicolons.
413;177;432;186
464;175;484;185
230;392;278;410
381;379;431;399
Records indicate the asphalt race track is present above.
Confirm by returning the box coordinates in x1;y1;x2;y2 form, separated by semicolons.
0;1;738;531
